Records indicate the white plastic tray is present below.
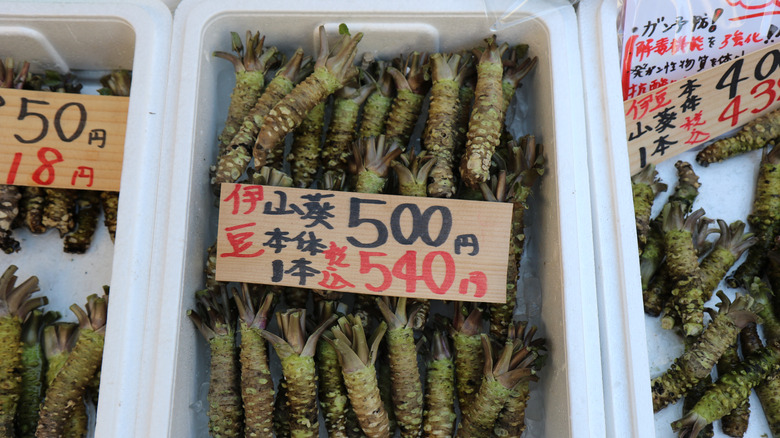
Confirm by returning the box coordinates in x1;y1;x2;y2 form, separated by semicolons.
147;0;606;436
0;1;172;436
579;0;775;436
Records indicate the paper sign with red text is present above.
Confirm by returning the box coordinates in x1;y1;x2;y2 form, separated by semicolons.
215;184;513;303
0;88;129;191
625;42;780;174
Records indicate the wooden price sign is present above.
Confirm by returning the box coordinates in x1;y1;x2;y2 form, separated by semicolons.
0;88;129;191
624;42;780;174
215;184;514;303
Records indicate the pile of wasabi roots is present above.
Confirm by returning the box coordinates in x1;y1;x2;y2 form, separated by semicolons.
0;264;107;437
189;26;549;438
0;57;130;255
633;106;780;437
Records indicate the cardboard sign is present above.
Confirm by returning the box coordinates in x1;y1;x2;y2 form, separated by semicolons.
215;184;514;303
624;42;780;174
0;88;129;191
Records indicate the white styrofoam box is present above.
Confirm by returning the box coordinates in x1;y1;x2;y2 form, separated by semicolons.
579;0;776;437
0;1;171;436
147;0;606;436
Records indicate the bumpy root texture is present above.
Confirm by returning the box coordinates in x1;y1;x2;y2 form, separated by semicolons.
424;53;468;199
99;191;119;242
0;184;22;253
661;206;707;336
696;106;780;166
455;335;537;438
729;145;780;288
42;188;77;237
716;340;750;437
64;190;102;254
0;267;44;436
320;78;375;173
376;297;423;437
631;163;667;252
255;26;363;165
698;220;757;301
36;293;107;438
448;302;485;408
672;341;780;438
741;322;780;436
358;59;394;139
651;292;759;412
233;284;275;438
383;52;430;149
213;31;277;153
260;309;336;437
422;330;456;438
19;186;47;234
187;288;243;438
460;37;507;189
328;316;391;438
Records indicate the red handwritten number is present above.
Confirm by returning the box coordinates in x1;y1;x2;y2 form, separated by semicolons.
422;251;455;295
751;79;776;114
393;251;423;293
31;147;64;185
359;251;392;292
718;96;747;127
6;153;22;184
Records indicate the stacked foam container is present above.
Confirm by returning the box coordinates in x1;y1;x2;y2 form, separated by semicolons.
130;0;609;436
0;0;171;436
579;0;776;437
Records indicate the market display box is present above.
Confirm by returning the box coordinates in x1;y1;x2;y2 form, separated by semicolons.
0;1;171;436
579;0;778;436
144;0;606;436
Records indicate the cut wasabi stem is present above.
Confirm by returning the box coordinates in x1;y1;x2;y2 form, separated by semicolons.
36;293;107;438
327;315;390;438
480;136;544;342
376;297;423;437
651;292;758;412
213;31;277;155
358;59;394;139
661;206;708;336
460;37;508;189
321;78;375;173
494;322;547;438
255;26;363;166
424;53;470;199
729;145;780;288
631;164;667;253
260;309;336;437
188;288;243;438
233;284;275;438
696;106;780;166
41;188;77;237
455;334;538;438
500;44;536;114
214;48;306;188
15;310;59;438
383;52;430;149
422;329;455;438
0;266;44;436
672;341;780;438
350;135;403;195
740;322;780;437
448;302;485;409
697;220;756;301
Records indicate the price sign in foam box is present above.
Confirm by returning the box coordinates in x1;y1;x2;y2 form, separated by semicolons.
0;87;129;191
216;184;513;303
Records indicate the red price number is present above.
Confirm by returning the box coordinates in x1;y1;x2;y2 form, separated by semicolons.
4;146;94;187
717;49;780;126
359;250;487;298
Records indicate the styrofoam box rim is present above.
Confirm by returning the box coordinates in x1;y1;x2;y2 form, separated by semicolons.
576;0;665;437
146;0;606;436
0;1;173;437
